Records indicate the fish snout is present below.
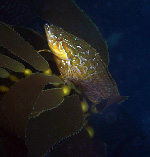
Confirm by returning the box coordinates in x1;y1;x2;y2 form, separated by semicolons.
44;23;50;31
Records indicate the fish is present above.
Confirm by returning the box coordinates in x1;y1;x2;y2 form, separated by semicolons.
44;24;126;106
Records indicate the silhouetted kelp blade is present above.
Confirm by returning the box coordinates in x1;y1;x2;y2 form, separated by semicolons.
13;26;50;51
31;88;64;117
13;26;54;62
48;130;106;157
26;95;83;157
0;68;10;78
0;53;25;72
38;0;109;66
0;74;63;138
0;22;49;71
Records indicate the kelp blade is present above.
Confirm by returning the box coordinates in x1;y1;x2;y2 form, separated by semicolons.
0;53;25;72
48;130;106;156
0;68;10;78
0;73;63;138
0;22;49;71
31;88;64;117
13;26;54;62
26;95;83;157
13;26;50;51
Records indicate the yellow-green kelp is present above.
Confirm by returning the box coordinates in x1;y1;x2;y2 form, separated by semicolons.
0;21;102;156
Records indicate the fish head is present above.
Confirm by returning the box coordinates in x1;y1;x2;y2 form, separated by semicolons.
44;24;75;61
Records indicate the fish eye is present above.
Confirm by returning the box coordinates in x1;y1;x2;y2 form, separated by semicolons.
57;37;63;42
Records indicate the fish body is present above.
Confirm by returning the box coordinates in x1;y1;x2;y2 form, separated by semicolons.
44;24;123;104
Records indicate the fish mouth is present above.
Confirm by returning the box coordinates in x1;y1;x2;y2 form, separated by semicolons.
44;24;71;61
44;23;51;34
44;23;55;41
44;23;50;31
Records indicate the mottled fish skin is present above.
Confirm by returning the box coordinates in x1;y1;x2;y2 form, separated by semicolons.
45;24;120;104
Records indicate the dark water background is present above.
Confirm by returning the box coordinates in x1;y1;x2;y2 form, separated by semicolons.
0;0;150;156
74;0;150;156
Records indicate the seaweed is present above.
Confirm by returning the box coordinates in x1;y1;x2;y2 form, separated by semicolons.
0;0;121;156
26;95;83;156
0;22;49;72
0;22;101;156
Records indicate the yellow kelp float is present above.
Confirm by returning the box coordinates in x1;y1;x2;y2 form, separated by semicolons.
24;69;32;76
0;85;9;92
85;126;95;139
62;85;71;96
81;98;89;113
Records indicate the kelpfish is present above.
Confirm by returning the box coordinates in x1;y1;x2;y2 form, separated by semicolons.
44;24;126;107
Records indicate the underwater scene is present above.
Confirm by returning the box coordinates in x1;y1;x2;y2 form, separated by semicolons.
0;0;149;156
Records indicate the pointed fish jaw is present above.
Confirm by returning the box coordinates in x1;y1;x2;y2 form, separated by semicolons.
44;24;56;43
44;24;69;60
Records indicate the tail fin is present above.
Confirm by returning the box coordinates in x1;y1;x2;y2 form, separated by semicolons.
96;94;128;113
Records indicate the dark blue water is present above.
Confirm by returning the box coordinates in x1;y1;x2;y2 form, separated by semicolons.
74;0;150;156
